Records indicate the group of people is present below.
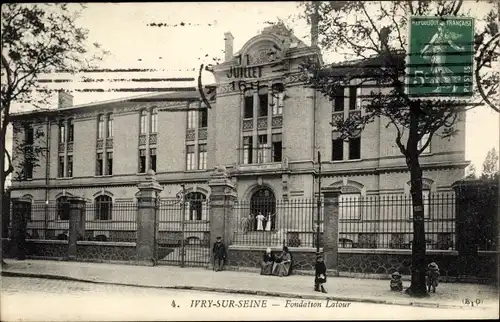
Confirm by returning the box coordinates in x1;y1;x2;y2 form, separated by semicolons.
390;262;440;293
260;246;328;293
241;212;275;233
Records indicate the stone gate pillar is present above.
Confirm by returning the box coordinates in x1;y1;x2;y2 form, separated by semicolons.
321;187;342;275
208;166;237;256
11;198;31;260
67;197;86;260
136;170;163;265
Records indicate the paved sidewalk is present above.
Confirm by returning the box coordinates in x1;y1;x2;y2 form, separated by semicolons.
1;259;498;310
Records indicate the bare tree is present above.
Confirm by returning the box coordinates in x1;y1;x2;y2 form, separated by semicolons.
298;0;498;296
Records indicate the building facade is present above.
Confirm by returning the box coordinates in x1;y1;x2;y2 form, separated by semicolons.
9;24;467;247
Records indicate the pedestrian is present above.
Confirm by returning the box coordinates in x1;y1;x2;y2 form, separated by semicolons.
314;253;327;293
212;236;227;272
256;212;265;231
390;271;403;291
426;262;440;293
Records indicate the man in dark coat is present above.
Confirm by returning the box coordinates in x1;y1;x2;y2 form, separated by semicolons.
213;236;227;272
314;253;327;293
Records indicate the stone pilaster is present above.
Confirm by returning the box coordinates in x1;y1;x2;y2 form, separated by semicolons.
136;170;163;265
208;166;237;254
322;187;342;275
67;196;86;260
11;199;31;260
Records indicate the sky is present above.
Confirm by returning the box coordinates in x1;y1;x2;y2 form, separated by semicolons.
5;1;499;183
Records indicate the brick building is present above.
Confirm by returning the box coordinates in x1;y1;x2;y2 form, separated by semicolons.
9;24;467;247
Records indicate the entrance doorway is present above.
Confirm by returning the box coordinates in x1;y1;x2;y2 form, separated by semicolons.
250;188;276;231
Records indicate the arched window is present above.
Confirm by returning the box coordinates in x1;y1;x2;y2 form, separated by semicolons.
151;108;158;133
95;195;112;220
56;196;70;220
185;192;206;221
140;110;148;134
250;188;276;231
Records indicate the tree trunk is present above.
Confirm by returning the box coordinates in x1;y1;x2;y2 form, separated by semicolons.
405;101;428;297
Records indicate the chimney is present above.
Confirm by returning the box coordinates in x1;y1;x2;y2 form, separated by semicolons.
310;2;319;47
58;90;73;109
224;32;234;62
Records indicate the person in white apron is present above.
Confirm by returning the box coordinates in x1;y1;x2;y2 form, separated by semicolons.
256;213;265;231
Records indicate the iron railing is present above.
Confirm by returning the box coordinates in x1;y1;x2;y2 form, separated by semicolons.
233;199;321;248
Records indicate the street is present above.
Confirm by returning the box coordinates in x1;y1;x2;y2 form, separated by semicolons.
1;277;498;321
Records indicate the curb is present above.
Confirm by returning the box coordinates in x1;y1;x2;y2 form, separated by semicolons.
0;271;473;310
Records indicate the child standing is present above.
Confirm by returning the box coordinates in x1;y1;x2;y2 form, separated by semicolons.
390;271;403;291
314;253;327;293
426;262;440;293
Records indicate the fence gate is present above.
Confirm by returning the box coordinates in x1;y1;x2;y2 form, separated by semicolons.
156;197;211;267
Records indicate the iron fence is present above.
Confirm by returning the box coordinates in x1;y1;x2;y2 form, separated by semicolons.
157;198;211;267
233;199;321;248
338;192;456;250
84;202;137;242
15;201;137;242
232;192;457;250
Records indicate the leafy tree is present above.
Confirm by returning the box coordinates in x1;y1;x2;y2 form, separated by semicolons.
298;0;499;296
1;3;107;266
481;147;499;180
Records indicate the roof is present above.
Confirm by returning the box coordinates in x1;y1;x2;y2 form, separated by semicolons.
10;86;216;118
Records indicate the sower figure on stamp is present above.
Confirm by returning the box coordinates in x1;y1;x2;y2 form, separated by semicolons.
213;236;227;272
314;253;327;293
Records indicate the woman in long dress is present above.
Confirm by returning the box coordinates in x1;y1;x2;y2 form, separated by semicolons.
265;213;274;231
420;20;465;93
256;213;265;231
260;247;275;275
272;246;292;277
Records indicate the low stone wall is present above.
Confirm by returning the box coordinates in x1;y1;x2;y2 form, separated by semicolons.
2;239;68;260
76;241;137;262
227;246;499;284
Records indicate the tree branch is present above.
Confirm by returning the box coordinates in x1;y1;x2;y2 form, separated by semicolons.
3;148;14;178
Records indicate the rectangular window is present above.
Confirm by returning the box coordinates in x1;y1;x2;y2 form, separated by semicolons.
97;115;104;139
199;109;208;128
96;153;104;176
107;115;113;138
67;119;74;142
149;148;156;172
243;136;253;164
258;91;268;117
186;145;195;170
334;87;344;112
151;109;158;133
348;137;361;160
138;149;146;173
58;156;65;178
244;95;254;118
59;122;65;143
187;110;196;129
332;137;343;161
272;134;282;162
24;162;33;180
25;125;34;145
198;144;207;170
272;92;284;115
140;111;147;134
418;133;431;154
106;152;113;175
349;86;359;110
257;134;268;163
67;155;73;177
